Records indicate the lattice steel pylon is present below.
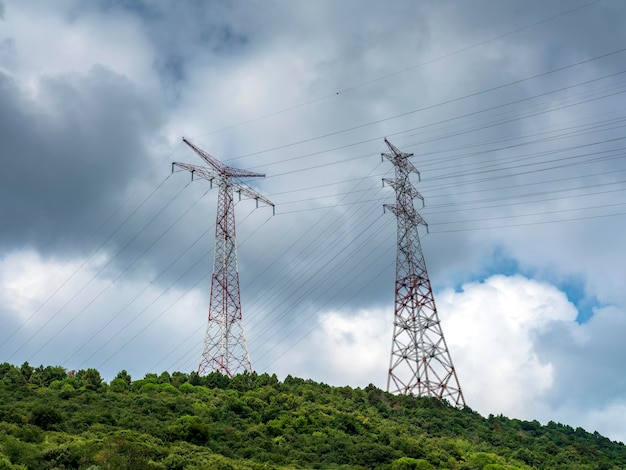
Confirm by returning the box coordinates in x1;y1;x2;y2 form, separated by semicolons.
173;137;274;377
382;138;465;408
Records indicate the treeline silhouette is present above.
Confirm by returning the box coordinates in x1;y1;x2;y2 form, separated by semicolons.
0;362;624;469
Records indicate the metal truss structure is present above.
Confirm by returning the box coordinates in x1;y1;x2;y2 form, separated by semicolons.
173;137;274;376
382;138;465;408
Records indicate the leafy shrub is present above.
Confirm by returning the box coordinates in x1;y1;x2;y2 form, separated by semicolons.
140;383;160;393
109;378;129;393
59;383;75;399
391;457;435;470
31;405;63;431
160;383;181;395
167;416;210;445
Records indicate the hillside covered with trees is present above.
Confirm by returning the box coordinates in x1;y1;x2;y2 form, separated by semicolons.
0;362;624;469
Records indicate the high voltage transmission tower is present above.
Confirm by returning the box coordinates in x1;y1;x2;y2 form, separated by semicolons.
382;138;465;408
173;137;274;377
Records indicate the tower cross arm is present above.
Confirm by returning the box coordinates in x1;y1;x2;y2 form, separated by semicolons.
234;181;275;210
382;138;420;179
382;152;420;178
173;161;217;182
384;203;428;229
227;168;267;179
383;178;425;205
182;137;266;179
182;137;227;174
384;137;404;156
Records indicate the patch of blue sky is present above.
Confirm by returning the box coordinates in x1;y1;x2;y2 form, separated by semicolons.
542;275;600;324
445;245;598;324
433;245;527;293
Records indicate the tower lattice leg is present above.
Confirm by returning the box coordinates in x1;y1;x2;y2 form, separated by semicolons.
198;180;252;377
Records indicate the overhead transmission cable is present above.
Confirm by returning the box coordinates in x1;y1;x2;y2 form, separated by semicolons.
95;210;275;371
430;207;626;234
193;0;602;140
98;205;268;373
244;169;393;342
240;70;626;179
248;210;390;355
264;112;626;201
229;47;626;164
61;187;217;365
18;180;194;362
256;246;397;374
242;148;389;320
158;144;390;371
0;145;183;352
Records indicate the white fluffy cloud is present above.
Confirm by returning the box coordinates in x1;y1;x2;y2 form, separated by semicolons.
1;1;156;90
293;275;625;443
438;275;578;417
440;276;626;443
284;308;392;387
0;249;206;381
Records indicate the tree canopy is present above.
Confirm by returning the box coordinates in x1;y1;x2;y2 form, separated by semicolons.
0;362;623;469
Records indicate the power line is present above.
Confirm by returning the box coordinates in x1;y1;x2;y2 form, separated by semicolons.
95;211;275;371
192;0;602;140
0;173;175;353
15;180;193;362
61;192;216;365
430;208;626;234
235;70;626;180
227;47;626;163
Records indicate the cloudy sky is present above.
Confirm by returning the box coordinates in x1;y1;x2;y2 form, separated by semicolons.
1;0;626;442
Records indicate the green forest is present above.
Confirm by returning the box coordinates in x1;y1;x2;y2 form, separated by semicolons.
0;362;624;469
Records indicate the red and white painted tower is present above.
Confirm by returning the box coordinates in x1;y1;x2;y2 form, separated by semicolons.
382;138;465;407
173;138;274;376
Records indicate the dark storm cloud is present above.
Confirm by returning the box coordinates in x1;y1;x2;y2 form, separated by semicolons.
84;0;258;104
0;38;15;71
0;66;165;256
535;306;626;408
